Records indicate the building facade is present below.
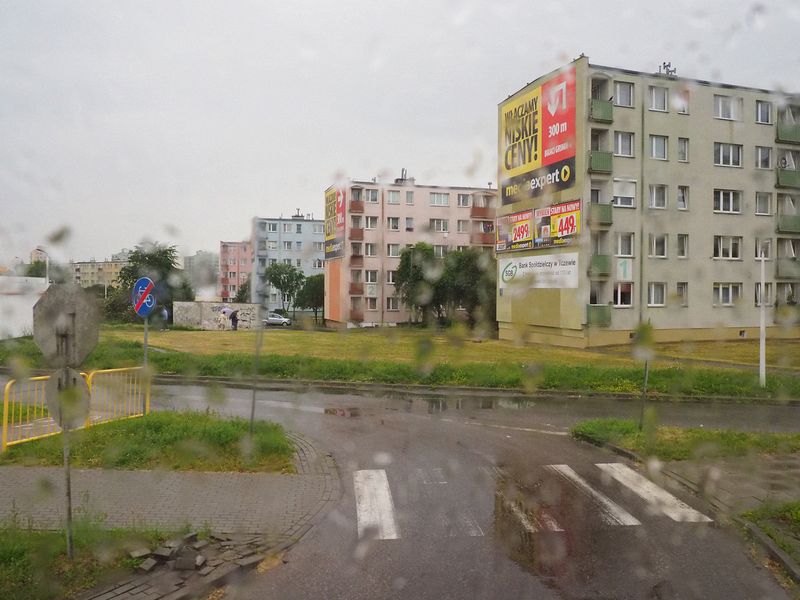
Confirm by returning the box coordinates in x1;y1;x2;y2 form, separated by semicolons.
324;173;497;327
70;259;128;289
183;250;219;301
496;55;800;347
250;212;325;312
218;241;252;301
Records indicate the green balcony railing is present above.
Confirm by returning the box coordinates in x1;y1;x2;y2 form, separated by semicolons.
777;168;800;189
777;214;800;234
589;151;613;174
589;254;612;277
777;122;800;145
589;203;613;226
589;98;613;123
586;304;612;327
776;258;800;279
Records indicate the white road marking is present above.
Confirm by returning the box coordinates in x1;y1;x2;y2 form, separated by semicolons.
501;496;564;533
547;464;641;526
461;420;568;436
478;465;506;479
417;468;447;485
353;469;400;540
596;463;713;523
447;512;484;537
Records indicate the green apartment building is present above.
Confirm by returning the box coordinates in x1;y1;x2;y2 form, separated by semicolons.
496;55;800;347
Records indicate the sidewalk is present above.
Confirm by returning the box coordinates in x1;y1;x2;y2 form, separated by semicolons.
0;432;339;600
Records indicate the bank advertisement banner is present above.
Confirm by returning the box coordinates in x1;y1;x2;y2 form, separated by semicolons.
498;252;579;289
324;187;346;259
498;66;576;205
496;200;581;253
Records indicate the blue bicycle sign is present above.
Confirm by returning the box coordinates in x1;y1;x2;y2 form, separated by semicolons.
132;277;157;318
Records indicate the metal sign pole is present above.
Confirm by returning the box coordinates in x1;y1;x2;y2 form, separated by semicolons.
143;316;149;414
250;305;262;435
62;407;73;560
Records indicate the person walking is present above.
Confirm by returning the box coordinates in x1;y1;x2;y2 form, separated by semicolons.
160;305;169;331
230;310;239;331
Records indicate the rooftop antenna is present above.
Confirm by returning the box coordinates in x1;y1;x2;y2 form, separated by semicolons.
658;61;677;76
400;167;407;180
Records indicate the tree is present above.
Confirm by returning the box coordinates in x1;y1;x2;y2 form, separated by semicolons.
395;242;443;324
263;263;305;314
24;260;46;278
233;277;251;303
296;273;324;324
105;242;194;322
443;249;496;329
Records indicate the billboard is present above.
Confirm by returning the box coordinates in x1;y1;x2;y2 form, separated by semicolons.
324;187;346;259
498;66;576;205
496;200;581;253
498;253;579;290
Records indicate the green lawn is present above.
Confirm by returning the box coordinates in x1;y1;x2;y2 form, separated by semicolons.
571;418;800;461
743;502;800;565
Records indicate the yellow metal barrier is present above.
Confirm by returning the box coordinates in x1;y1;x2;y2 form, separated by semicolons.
1;367;150;452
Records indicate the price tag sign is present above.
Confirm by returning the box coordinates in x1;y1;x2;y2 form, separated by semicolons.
511;220;531;243
553;210;579;238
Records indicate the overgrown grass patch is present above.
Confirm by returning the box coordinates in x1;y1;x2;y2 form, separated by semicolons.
0;411;294;472
743;501;800;565
571;418;800;461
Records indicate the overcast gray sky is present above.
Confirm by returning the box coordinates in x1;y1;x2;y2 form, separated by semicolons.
1;0;798;266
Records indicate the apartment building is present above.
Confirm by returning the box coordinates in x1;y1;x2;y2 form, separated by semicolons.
496;55;800;347
70;259;128;289
250;212;325;312
183;250;219;300
324;172;497;327
218;241;252;301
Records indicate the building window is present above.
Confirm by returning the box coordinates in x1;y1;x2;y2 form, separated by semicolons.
365;216;378;229
430;192;450;207
676;282;688;306
270;292;278;302
387;217;400;231
778;282;798;303
782;238;799;258
365;270;378;283
649;234;668;258
677;234;689;258
756;100;772;124
430;218;449;232
387;190;400;205
649;185;667;209
295;241;302;250
283;259;291;265
258;258;266;268
267;240;277;250
613;282;633;307
677;186;689;210
268;223;278;232
296;259;301;267
650;135;668;160
714;94;742;120
365;297;377;311
713;235;742;259
648;282;666;306
283;223;292;233
364;243;376;257
269;258;277;266
313;259;324;268
755;283;773;307
676;89;690;114
386;297;399;311
313;223;323;234
387;244;400;257
678;138;689;162
351;188;362;202
614;81;634;107
433;245;448;258
714;142;742;167
314;242;324;251
296;224;302;234
406;191;414;205
612;180;636;207
755;192;772;215
649;86;668;111
351;270;362;283
755;238;772;260
405;217;414;231
713;189;742;213
713;283;742;306
386;270;397;284
755;146;772;169
351;215;362;229
283;241;292;251
228;271;236;278
365;189;378;203
457;220;469;233
615;232;634;257
614;131;634;157
351;242;362;256
457;194;471;207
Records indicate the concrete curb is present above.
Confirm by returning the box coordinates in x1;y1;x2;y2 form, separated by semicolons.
576;434;800;585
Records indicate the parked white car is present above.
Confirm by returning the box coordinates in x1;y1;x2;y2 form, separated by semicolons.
263;312;291;327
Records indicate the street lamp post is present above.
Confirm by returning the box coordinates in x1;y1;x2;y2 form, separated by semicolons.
759;245;766;388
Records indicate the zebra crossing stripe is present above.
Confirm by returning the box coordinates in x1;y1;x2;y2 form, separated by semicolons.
547;464;641;526
596;463;712;523
353;470;400;540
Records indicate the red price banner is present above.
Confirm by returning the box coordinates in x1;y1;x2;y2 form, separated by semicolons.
552;211;579;237
512;220;531;243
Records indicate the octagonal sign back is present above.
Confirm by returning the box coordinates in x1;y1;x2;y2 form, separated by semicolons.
33;284;100;368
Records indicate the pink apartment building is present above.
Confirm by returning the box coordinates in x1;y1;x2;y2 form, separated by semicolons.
324;173;497;327
219;240;253;300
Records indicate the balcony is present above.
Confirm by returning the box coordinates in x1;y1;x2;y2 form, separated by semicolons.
777;122;800;145
349;282;364;295
470;205;493;219
588;203;613;227
350;200;364;213
777;168;800;189
589;98;613;123
776;258;800;279
588;151;613;174
470;232;495;246
220;277;232;285
349;254;364;268
350;227;364;241
350;309;364;322
586;304;612;327
777;214;800;234
588;254;612;277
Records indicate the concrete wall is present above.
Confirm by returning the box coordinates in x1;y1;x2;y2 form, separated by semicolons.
173;301;260;330
0;277;48;339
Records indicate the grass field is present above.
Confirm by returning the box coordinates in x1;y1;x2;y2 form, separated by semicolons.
743;501;800;565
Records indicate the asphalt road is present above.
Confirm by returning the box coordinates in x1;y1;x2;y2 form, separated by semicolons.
154;384;791;600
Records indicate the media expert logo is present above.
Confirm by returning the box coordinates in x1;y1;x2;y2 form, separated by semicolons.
501;261;518;284
499;66;576;205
